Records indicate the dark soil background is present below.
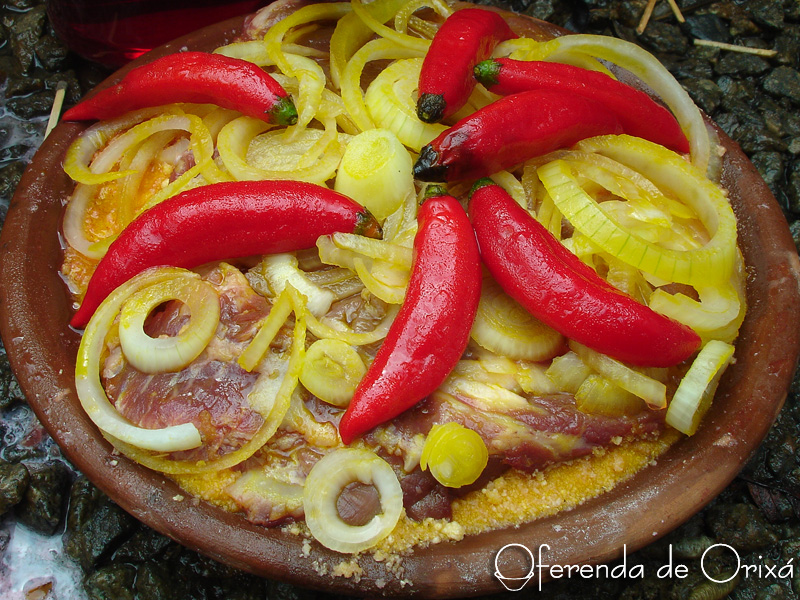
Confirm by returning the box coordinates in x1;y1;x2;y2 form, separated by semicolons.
2;0;800;598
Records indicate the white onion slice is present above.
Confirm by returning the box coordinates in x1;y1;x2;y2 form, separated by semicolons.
118;276;220;374
75;268;204;452
303;448;403;553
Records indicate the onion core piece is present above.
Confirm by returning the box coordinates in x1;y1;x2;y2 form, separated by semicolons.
303;448;403;553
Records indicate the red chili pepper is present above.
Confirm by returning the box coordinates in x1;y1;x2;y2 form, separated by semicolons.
467;180;701;368
473;58;690;154
417;8;516;124
413;89;623;182
70;180;380;329
338;187;482;444
62;51;298;126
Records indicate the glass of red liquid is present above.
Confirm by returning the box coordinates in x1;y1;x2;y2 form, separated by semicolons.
46;0;265;67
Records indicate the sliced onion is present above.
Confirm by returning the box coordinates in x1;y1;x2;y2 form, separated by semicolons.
108;295;306;474
569;341;667;409
649;282;742;335
299;338;366;407
538;137;738;287
305;303;400;347
352;257;409;304
303;448;403;553
545;351;591;394
263;1;352;76
238;288;294;373
471;276;564;362
63;107;165;185
393;0;451;34
341;38;424;133
76;268;204;452
62;183;103;260
330;232;413;267
118;276;220;373
441;376;532;413
666;340;734;435
257;253;334;317
217;116;341;184
364;58;446;151
575;374;646;417
351;0;430;53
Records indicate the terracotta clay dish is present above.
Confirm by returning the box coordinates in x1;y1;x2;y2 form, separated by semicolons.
2;4;800;598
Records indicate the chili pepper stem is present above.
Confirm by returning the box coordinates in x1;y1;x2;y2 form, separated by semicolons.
417;93;447;124
270;96;299;126
354;210;383;239
473;59;501;88
413;145;446;182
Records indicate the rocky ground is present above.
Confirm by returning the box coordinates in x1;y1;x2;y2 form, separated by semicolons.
2;0;800;598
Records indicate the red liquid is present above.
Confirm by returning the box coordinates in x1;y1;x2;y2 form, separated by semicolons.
46;0;265;67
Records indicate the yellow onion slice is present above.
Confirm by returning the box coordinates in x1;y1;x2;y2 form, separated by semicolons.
216;116;341;184
393;0;451;34
575;374;646;417
545;351;591;394
63;107;165;185
420;422;488;488
329;0;411;89
238;287;294;373
299;338;367;407
264;1;352;76
364;58;446;151
350;0;430;53
352;257;409;304
303;448;403;553
649;283;742;337
570;341;667;409
341;38;424;133
538;136;738;287
118;276;220;374
471;277;564;362
666;340;735;435
257;253;335;317
305;303;400;347
108;294;306;474
76;268;203;452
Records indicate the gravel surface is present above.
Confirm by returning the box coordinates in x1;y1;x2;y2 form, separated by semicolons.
2;1;800;598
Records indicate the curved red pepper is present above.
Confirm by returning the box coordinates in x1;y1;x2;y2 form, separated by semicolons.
473;58;690;154
62;51;298;126
413;89;623;182
338;188;481;444
417;8;516;124
468;180;701;368
70;180;380;329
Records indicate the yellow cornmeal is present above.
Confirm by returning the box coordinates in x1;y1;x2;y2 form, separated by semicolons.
172;469;242;513
168;428;680;560
369;428;680;556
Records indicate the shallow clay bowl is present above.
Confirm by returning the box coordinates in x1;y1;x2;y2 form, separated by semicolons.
1;3;800;597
